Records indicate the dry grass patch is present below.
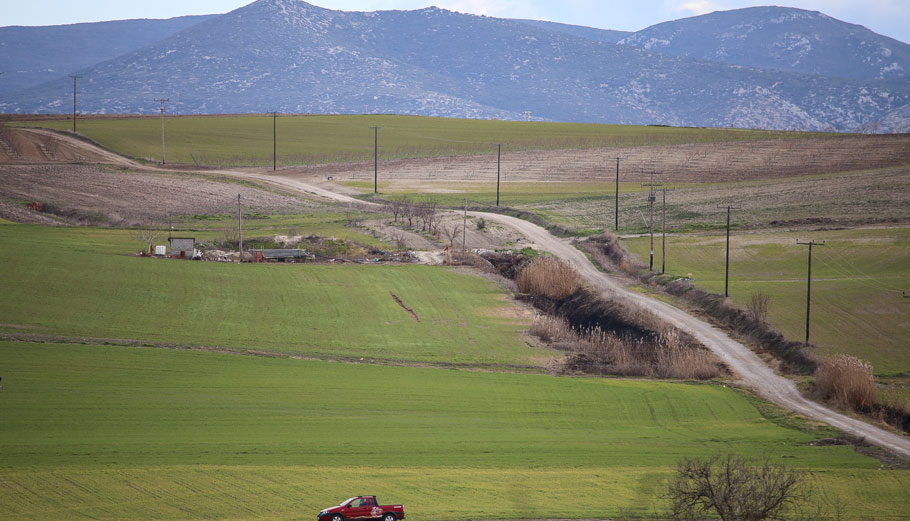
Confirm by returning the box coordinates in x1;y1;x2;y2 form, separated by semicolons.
815;355;877;411
516;257;580;299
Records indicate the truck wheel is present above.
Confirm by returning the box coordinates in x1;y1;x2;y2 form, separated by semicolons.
332;515;344;521
383;513;396;521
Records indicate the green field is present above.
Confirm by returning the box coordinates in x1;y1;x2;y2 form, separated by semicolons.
15;114;805;166
0;224;535;365
2;341;907;521
622;228;910;375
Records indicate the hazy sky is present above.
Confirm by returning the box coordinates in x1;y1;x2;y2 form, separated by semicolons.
3;0;909;43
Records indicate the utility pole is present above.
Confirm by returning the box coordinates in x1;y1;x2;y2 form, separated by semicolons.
155;98;169;164
237;194;244;263
655;187;674;274
272;111;277;171
69;75;81;132
369;126;381;194
797;240;825;345
496;143;502;206
717;205;739;298
462;199;467;254
613;157;625;231
641;173;662;271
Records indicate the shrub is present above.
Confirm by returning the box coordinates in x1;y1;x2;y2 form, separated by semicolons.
529;315;574;343
815;355;877;411
748;291;771;324
664;454;806;521
516;257;580;300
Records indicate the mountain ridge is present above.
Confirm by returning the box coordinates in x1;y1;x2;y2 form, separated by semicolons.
2;0;908;132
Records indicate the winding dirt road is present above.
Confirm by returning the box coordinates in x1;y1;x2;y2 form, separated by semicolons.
16;128;910;458
237;169;910;459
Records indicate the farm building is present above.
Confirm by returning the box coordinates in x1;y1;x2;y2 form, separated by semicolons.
169;237;195;258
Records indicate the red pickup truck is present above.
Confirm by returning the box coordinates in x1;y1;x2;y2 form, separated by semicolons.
317;496;405;521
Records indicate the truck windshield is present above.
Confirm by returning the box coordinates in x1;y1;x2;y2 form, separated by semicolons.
341;498;358;506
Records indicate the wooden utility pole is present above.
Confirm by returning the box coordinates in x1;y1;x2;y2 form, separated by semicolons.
797;240;825;345
641;173;662;271
717;205;739;297
462;199;467;254
69;75;81;132
369;126;381;194
613;157;625;231
496;144;502;206
272;111;277;171
237;194;244;263
655;187;674;274
155;98;169;164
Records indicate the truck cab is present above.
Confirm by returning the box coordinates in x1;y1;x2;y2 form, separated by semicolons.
318;496;405;521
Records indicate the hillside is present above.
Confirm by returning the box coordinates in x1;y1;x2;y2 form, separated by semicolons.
0;15;216;97
2;0;909;131
617;6;910;80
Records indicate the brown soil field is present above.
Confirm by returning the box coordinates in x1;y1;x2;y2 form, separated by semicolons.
526;165;910;231
284;134;910;185
0;126;111;163
0;164;320;226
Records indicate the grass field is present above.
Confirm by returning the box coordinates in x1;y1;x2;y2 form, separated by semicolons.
622;228;910;376
343;166;910;235
2;341;908;521
0;224;535;365
13;114;806;166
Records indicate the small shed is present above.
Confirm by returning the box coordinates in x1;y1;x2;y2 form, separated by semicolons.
169;237;195;258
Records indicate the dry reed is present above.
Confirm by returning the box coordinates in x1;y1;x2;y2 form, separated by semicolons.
815;355;877;411
516;257;580;299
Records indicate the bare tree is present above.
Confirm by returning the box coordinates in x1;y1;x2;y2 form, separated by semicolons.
442;221;463;248
664;454;806;521
748;291;772;324
131;221;163;255
386;198;403;223
391;232;407;253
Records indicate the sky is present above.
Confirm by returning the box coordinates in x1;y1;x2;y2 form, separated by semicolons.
2;0;909;44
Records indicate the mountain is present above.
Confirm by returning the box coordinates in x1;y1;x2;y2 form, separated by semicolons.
2;0;909;132
513;19;629;44
617;6;910;81
0;15;216;97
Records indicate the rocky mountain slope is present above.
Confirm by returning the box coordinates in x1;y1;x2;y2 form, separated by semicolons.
2;0;908;132
0;15;216;97
617;6;910;81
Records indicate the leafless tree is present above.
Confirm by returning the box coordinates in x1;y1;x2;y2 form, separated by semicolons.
131;221;163;255
748;291;772;324
391;232;407;253
664;454;806;521
442;222;462;248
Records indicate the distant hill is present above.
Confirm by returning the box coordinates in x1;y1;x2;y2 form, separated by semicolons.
617;6;910;80
513;19;630;44
2;0;908;132
0;15;216;97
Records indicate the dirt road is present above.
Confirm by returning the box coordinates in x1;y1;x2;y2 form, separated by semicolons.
10;128;909;458
236;171;910;459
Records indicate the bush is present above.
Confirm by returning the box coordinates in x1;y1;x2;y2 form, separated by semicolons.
664;454;806;521
516;257;580;300
815;355;877;411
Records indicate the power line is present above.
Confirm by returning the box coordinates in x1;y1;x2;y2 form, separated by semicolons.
796;240;825;345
